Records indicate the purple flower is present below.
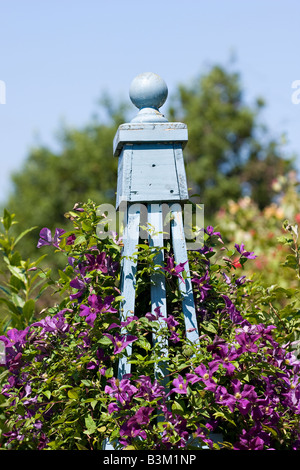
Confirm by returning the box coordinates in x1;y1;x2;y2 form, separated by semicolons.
103;332;138;355
163;315;180;343
69;276;89;300
105;377;137;405
119;406;154;441
37;227;65;248
163;257;187;282
145;306;163;321
85;252;119;276
215;385;236;412
0;327;29;351
193;362;218;391
108;403;119;414
234;243;257;260
79;294;117;327
231;379;257;415
134;375;166;401
234;429;266;450
235;330;260;354
31;311;70;337
66;234;76;245
170;374;188;395
210;343;239;375
192;270;211;300
222;295;249;326
205;226;222;239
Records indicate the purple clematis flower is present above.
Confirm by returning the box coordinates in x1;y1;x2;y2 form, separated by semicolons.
205;226;222;239
145;306;163;321
134;375;166;401
119;406;154;441
85;252;119;276
234;243;257;260
37;227;65;249
163;315;180;343
194;362;219;391
0;327;29;351
222;295;249;326
105;377;138;405
192;270;211;300
163;256;187;282
103;332;138;355
170;374;188;395
79;294;117;327
231;379;257;415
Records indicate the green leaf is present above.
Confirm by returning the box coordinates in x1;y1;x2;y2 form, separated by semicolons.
7;265;26;283
3;209;12;231
67;388;79;400
98;336;113;346
75;443;89;450
43;390;52;400
0;297;20;315
171;400;185;416
12;226;37;249
201;322;217;334
82;220;93;231
58;269;71;282
84;414;97;435
23;299;35;321
105;367;114;378
73;234;86;246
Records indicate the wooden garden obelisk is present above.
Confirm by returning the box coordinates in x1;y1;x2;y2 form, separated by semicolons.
113;72;199;380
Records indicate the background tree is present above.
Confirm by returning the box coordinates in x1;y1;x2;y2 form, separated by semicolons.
4;97;128;259
4;64;295;259
169;65;294;217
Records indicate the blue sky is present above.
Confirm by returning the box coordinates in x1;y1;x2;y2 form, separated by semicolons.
0;0;300;205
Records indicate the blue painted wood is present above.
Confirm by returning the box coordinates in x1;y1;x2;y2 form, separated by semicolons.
104;73;203;450
113;122;188;157
129;72;168;123
148;204;168;387
117;203;141;379
130;144;180;202
115;141;189;209
170;203;200;346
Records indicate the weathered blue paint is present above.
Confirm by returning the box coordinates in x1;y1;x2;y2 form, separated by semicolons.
104;73;201;449
170;203;199;345
117;203;141;379
148;203;169;388
113;122;188;156
115;132;189;209
129;72;168;123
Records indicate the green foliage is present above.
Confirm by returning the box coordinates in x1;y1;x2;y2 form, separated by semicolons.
0;201;300;450
0;209;53;333
3;64;294;260
169;65;294;216
215;171;300;317
5;103;123;259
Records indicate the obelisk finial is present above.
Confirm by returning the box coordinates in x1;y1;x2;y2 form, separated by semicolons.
129;72;168;123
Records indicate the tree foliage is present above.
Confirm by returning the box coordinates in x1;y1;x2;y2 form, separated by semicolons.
5;64;294;258
169;65;294;215
1;201;300;450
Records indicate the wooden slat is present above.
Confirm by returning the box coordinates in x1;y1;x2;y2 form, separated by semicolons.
117;203;141;378
170;203;200;346
148;204;168;386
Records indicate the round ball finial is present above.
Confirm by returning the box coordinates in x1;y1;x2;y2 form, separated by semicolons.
129;72;168;110
129;72;168;123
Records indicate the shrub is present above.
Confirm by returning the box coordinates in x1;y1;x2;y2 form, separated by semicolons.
0;201;300;450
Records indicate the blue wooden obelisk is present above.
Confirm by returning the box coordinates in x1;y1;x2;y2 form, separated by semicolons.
104;73;200;450
114;72;199;379
102;74;223;451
